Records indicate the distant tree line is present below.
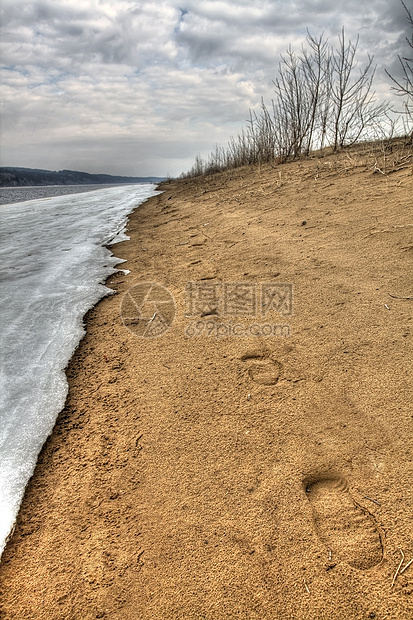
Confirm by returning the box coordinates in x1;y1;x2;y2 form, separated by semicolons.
0;167;165;187
184;15;412;178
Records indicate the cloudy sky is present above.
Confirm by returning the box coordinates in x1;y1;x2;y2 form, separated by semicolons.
0;0;410;177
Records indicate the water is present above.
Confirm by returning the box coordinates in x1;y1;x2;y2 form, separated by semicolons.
0;184;159;556
0;184;130;206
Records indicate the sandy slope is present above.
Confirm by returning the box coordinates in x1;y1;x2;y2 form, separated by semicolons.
0;144;412;619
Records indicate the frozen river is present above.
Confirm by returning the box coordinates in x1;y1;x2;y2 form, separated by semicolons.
0;184;159;555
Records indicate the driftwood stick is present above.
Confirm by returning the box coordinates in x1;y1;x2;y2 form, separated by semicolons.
391;549;405;588
400;558;413;575
388;293;413;300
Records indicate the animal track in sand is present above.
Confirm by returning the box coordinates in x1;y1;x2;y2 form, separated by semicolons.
240;353;283;385
304;475;383;569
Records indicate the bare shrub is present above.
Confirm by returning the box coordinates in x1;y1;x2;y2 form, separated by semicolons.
184;29;391;177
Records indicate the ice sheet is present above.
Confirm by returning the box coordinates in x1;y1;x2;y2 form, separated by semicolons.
0;184;159;556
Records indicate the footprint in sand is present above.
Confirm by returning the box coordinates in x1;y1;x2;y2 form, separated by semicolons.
241;353;282;385
304;475;383;569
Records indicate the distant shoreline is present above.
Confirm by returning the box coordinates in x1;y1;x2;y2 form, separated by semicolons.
0;166;165;188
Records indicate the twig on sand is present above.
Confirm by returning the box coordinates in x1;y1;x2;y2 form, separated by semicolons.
303;578;310;594
400;558;413;575
388;293;413;300
373;162;387;176
363;495;381;506
391;549;405;588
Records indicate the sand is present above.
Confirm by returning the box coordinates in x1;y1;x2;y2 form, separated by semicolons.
0;143;412;619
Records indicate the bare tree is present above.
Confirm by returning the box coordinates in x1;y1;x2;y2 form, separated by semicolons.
328;29;388;150
386;0;413;125
183;29;390;177
300;32;332;154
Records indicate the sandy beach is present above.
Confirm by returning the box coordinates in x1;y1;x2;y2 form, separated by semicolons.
0;144;412;619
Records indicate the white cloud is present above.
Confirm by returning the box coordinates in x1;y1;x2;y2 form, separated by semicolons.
0;0;411;176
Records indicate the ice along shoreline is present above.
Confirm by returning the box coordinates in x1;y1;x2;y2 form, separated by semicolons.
0;183;160;556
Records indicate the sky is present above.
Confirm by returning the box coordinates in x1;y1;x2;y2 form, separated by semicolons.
0;0;411;177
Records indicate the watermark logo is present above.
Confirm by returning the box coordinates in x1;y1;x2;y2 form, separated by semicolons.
184;280;292;338
120;282;176;338
121;280;292;339
185;281;293;317
184;320;291;339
